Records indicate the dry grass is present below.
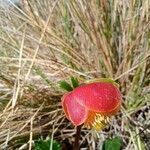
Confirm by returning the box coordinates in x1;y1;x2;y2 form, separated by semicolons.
0;0;150;149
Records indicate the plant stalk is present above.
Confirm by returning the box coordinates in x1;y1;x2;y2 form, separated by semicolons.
73;125;82;150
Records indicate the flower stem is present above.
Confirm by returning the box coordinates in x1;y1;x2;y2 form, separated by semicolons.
73;125;82;150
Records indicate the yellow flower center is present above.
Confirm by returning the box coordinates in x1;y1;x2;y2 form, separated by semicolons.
84;112;110;131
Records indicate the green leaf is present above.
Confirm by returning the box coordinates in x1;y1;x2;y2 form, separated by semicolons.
59;80;73;91
85;78;119;87
34;139;61;150
70;77;79;88
102;137;122;150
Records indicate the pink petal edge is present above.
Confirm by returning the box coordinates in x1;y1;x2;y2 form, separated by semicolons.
62;92;88;126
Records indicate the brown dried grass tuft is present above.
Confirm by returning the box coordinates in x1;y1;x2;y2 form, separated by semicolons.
0;0;150;149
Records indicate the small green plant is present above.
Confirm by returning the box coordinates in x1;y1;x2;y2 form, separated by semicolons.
102;136;122;150
34;138;61;150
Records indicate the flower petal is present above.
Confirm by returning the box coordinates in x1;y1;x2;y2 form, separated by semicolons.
72;82;121;114
62;92;88;126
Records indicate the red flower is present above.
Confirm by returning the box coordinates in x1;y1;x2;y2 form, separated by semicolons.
62;81;122;130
